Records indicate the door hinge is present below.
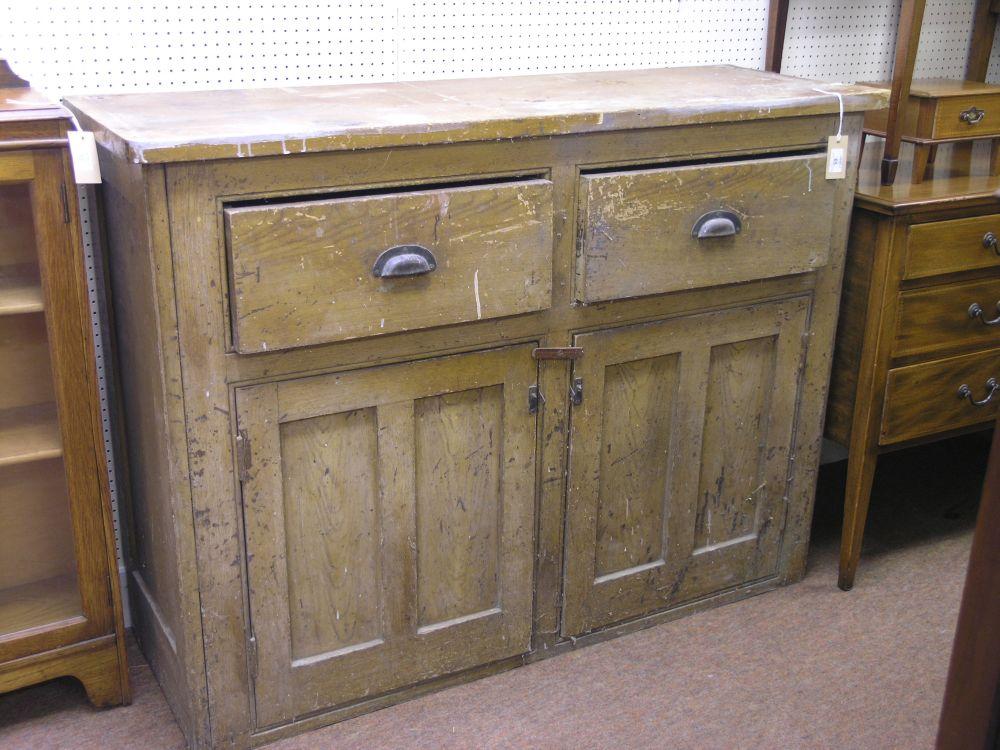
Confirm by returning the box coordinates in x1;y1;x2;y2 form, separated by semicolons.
235;429;252;482
532;346;584;361
569;377;584;406
528;384;545;414
248;633;259;679
60;183;71;224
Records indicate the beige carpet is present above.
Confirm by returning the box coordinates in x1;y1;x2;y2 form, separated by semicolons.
0;433;986;750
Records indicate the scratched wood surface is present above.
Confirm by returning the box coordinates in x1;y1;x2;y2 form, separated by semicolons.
238;344;535;725
561;297;808;636
225;179;553;352
65;67;885;164
71;68;877;747
576;152;835;302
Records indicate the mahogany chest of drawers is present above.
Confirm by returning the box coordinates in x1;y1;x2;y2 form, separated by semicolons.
68;68;884;748
828;140;1000;589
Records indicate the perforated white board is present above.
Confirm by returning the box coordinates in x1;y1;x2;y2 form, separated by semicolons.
3;0;999;626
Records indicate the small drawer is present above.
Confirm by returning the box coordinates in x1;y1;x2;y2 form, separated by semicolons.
881;347;1000;444
224;178;553;353
904;214;1000;280
895;277;1000;358
575;151;836;303
930;94;1000;139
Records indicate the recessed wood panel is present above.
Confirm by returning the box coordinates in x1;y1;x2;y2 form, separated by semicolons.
414;386;502;629
280;408;382;663
239;344;536;726
695;336;777;551
563;298;809;637
594;354;679;580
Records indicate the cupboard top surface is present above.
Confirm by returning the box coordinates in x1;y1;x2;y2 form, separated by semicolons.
0;86;66;123
65;66;886;165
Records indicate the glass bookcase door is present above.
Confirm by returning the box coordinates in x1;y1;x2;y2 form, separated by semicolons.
0;178;83;641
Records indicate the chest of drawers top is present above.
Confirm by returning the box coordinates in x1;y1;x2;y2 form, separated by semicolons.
67;66;883;165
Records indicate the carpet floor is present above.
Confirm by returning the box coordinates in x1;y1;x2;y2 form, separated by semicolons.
0;432;987;750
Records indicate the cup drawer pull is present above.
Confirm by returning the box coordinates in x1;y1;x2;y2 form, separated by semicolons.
692;210;742;239
372;244;437;278
968;301;1000;326
958;377;1000;407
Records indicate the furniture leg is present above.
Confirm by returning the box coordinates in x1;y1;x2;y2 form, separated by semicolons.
881;0;927;185
765;0;791;73
839;436;880;591
911;143;933;183
965;0;999;81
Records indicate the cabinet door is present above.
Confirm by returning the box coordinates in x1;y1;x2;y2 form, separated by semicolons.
0;150;114;662
237;344;537;727
562;297;810;636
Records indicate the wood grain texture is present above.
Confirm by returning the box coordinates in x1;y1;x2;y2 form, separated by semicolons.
904;213;1000;279
70;71;875;747
894;276;1000;358
562;297;809;636
881;348;1000;444
0;111;127;707
238;344;536;726
65;67;885;164
576;152;834;302
225;179;553;352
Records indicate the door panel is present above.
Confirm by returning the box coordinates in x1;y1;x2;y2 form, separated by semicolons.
238;344;537;727
562;297;810;637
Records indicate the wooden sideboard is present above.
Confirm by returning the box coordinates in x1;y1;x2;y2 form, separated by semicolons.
828;138;1000;590
0;65;129;706
68;67;885;748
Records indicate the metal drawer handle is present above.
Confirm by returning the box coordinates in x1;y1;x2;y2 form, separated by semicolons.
968;302;1000;326
960;106;986;125
958;377;1000;407
692;210;742;239
984;232;1000;255
372;244;437;278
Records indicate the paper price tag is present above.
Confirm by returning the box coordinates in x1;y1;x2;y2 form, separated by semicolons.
67;130;102;184
826;135;848;180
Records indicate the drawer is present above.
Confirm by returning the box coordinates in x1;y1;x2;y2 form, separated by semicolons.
224;178;553;353
930;94;1000;139
575;151;836;303
881;348;1000;444
904;214;1000;280
895;276;1000;358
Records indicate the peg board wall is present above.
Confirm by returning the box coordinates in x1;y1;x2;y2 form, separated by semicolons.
2;0;999;625
3;0;1000;99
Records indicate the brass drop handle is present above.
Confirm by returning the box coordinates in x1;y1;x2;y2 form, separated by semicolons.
372;244;437;278
960;106;986;125
692;210;743;239
968;302;1000;326
958;377;1000;407
984;232;1000;255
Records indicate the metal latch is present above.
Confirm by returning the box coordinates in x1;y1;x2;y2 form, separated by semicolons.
569;377;584;406
235;429;252;482
528;385;545;414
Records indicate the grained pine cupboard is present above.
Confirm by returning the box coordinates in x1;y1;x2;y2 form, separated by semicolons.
68;67;885;748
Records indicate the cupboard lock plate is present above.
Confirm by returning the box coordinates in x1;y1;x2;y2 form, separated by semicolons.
528;384;545;414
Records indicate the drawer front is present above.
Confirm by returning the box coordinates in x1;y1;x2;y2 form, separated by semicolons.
931;94;1000;139
225;178;553;353
575;152;836;303
895;277;1000;358
881;348;1000;444
904;214;1000;280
